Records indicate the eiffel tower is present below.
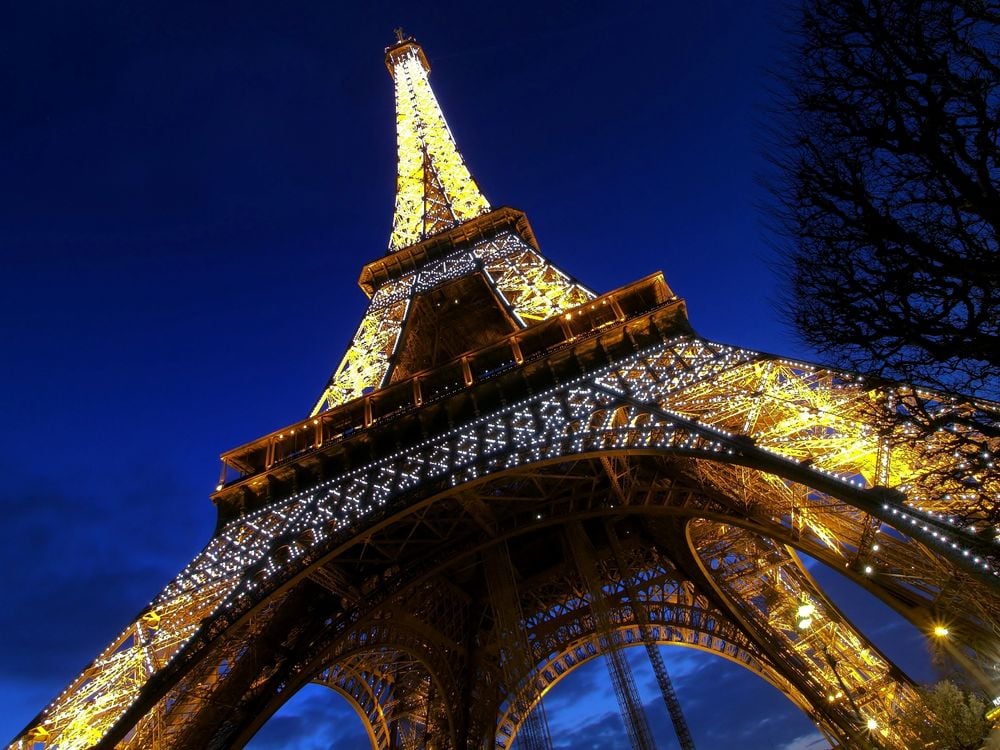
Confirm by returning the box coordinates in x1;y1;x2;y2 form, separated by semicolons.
11;32;1000;750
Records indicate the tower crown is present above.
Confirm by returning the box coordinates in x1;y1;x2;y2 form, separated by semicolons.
384;34;491;252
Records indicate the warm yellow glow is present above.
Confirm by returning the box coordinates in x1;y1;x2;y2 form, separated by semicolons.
388;44;490;251
479;244;593;324
689;518;927;750
141;610;161;629
12;576;238;749
308;38;598;415
310;297;408;413
796;602;817;630
311;234;595;413
17;35;998;750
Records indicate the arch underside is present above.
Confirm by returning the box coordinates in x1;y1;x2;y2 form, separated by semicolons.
18;335;999;750
489;514;920;749
313;569;824;750
122;455;930;749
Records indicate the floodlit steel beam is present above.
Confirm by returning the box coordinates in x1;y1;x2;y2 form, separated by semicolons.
566;521;658;750
484;544;554;750
606;524;697;750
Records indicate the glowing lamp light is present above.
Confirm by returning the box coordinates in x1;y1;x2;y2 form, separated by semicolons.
933;625;949;637
796;602;816;630
866;718;878;731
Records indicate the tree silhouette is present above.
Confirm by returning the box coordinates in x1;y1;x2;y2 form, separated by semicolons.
769;0;1000;528
771;0;999;397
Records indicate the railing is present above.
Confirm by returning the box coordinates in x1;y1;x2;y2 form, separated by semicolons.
216;274;682;491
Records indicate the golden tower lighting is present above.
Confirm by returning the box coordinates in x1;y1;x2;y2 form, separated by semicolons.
10;33;999;750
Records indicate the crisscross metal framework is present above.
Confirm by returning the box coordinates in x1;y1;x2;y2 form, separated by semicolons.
11;33;999;750
15;325;998;749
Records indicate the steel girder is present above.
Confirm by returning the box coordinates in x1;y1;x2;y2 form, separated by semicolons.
15;31;1000;750
14;330;998;749
310;228;593;414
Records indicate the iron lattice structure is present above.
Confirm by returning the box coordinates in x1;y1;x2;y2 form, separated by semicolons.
12;34;1000;750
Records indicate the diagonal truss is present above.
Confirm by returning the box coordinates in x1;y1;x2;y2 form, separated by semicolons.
689;520;920;745
310;34;593;415
12;33;1000;750
484;544;554;750
566;521;658;750
310;226;594;414
498;524;922;748
15;328;998;750
606;524;697;750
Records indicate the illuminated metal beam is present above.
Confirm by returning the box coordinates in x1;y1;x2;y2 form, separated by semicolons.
18;332;998;750
566;521;658;750
688;521;923;747
13;33;1000;750
606;524;697;750
384;36;490;252
484;544;554;750
309;228;593;414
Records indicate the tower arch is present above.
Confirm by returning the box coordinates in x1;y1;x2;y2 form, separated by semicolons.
11;32;997;750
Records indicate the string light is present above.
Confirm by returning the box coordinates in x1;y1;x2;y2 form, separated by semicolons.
21;33;998;750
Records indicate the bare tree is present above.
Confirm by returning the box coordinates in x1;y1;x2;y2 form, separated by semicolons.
770;0;1000;398
768;0;1000;529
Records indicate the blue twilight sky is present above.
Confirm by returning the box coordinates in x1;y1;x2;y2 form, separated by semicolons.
1;1;940;747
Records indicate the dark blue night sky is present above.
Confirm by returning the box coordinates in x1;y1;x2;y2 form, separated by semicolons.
1;2;939;747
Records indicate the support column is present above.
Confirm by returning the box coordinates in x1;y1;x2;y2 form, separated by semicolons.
606;524;697;750
484;544;554;750
565;522;658;750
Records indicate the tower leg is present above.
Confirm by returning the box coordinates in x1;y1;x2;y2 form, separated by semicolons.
606;523;697;750
566;522;658;750
484;544;554;750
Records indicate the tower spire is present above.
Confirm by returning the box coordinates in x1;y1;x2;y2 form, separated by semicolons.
384;34;490;252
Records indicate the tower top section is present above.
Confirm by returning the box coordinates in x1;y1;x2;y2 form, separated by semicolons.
385;28;431;76
383;33;491;253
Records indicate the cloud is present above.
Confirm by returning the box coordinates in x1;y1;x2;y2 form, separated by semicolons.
551;708;627;750
246;685;370;749
537;645;830;750
775;732;829;750
0;465;215;741
1;467;839;750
